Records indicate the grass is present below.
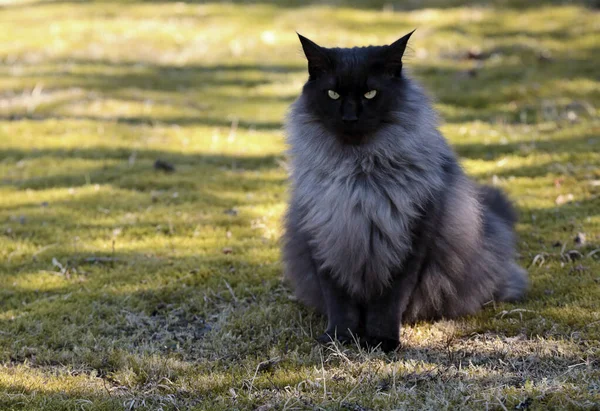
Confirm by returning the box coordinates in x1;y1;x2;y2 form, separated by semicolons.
0;0;599;409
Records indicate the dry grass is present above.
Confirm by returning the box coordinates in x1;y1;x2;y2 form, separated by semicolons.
0;0;599;409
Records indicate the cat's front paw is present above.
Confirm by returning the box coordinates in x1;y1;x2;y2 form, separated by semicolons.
363;336;400;353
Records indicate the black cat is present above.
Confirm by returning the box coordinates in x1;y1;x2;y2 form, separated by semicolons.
282;32;528;352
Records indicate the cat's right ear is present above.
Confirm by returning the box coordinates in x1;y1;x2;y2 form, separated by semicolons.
297;33;331;79
383;29;415;77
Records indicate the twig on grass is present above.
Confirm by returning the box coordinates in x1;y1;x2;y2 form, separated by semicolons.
320;347;327;401
339;374;367;406
223;280;237;302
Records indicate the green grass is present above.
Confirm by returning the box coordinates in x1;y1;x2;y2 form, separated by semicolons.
0;0;599;409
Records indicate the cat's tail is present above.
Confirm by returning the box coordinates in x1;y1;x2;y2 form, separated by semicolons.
480;185;518;226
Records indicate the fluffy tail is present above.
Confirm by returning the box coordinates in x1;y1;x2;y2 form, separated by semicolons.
480;185;518;226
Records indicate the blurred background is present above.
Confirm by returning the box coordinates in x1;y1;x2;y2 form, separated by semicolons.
0;0;598;409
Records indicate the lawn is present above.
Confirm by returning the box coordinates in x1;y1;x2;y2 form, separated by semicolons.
0;0;599;409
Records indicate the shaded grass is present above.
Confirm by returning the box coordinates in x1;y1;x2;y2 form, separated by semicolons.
0;0;599;409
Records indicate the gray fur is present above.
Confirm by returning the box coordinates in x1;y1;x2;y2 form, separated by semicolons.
283;74;528;338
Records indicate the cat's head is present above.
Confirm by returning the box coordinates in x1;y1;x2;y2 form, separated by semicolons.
297;31;414;146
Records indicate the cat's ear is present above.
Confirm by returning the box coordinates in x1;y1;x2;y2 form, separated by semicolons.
383;29;415;77
297;33;331;78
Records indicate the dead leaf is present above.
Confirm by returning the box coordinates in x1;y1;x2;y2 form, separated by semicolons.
574;232;586;246
538;50;553;62
554;177;564;188
224;208;238;216
465;47;485;60
555;194;574;205
153;159;175;173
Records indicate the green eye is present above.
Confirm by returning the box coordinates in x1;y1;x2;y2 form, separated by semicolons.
364;90;377;99
327;90;340;100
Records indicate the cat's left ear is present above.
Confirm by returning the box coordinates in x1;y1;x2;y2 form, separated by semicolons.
297;33;331;79
383;29;415;77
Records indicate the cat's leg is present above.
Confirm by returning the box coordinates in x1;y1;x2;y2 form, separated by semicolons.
283;204;360;344
316;269;362;345
363;207;434;352
363;271;419;352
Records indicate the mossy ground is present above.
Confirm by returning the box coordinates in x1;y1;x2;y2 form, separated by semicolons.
0;0;599;409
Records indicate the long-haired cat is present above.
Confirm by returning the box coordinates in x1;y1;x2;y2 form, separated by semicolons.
282;31;528;352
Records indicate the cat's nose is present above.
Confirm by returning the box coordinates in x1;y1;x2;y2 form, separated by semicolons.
342;115;358;123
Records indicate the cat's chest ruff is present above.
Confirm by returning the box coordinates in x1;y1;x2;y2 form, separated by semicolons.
299;167;417;298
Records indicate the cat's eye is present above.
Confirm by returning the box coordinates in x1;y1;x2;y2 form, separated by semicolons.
364;90;377;99
327;90;340;100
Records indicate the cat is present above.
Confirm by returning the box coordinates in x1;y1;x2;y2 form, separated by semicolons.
282;31;528;352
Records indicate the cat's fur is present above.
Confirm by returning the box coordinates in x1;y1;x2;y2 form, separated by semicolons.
283;32;528;351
